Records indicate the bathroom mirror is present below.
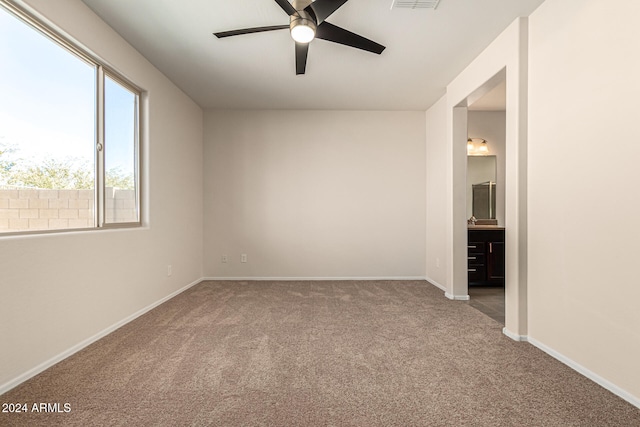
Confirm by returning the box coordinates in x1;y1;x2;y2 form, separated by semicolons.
467;156;496;219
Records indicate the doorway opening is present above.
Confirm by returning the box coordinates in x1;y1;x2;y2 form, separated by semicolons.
463;76;507;325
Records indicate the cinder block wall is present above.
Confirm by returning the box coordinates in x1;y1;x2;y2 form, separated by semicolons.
0;188;136;231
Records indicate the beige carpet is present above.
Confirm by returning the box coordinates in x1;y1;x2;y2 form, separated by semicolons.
1;280;639;426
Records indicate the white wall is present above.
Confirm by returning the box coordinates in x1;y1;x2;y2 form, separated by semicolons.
528;0;640;404
467;111;506;225
0;0;203;392
425;96;448;289
203;110;426;279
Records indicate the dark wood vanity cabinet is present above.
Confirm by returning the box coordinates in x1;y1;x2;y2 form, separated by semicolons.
468;228;505;286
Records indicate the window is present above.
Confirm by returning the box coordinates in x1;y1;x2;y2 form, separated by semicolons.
0;1;141;234
104;75;139;224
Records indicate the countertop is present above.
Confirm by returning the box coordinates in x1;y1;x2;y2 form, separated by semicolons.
468;225;505;230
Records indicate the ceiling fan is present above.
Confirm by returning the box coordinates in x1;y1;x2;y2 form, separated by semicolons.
214;0;386;75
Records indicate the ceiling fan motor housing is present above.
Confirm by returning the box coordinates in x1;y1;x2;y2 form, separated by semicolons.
293;0;314;12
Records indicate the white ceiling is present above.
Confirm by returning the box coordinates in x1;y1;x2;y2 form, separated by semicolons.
81;0;544;111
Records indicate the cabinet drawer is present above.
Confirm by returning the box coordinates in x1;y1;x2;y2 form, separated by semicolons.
468;266;486;283
467;242;485;254
467;253;485;266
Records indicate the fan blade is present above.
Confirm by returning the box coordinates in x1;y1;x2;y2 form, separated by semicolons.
274;0;298;16
295;42;309;75
315;22;385;54
305;0;349;24
214;25;289;38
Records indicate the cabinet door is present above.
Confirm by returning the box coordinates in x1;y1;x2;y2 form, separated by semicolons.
487;241;505;282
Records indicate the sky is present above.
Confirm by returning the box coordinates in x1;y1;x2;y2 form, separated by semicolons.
0;5;136;177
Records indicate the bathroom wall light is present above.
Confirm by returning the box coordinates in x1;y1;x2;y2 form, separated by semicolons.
467;138;489;156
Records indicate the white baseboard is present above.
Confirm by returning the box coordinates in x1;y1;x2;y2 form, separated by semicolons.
202;276;427;281
0;277;204;396
527;336;640;409
425;275;446;292
445;292;470;301
502;327;528;342
424;276;471;301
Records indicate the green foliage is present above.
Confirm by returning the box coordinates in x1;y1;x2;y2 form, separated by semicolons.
0;141;15;168
106;167;134;190
1;154;134;190
0;142;17;185
7;158;94;189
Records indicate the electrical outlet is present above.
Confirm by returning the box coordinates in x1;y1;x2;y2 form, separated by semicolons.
436;258;440;268
221;255;228;263
241;254;247;263
167;265;172;276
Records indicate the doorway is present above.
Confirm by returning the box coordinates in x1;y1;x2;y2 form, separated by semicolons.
449;65;528;339
465;80;506;324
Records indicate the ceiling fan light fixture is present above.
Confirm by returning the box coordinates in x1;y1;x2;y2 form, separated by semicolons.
290;15;316;43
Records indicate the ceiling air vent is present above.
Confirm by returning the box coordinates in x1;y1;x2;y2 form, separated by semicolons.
390;0;441;9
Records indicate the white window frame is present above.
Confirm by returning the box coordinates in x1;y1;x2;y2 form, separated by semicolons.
0;0;143;235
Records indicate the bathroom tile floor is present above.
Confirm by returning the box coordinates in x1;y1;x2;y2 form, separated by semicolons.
465;286;505;325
